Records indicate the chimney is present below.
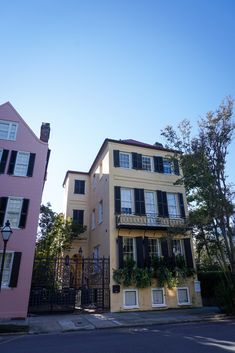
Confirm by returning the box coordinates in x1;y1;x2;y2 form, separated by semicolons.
40;123;50;143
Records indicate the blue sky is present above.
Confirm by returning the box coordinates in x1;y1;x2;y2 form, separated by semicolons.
1;0;235;212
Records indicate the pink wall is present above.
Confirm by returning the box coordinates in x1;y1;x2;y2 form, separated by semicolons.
0;102;49;318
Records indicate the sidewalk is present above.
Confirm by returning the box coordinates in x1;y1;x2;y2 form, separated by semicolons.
0;306;225;335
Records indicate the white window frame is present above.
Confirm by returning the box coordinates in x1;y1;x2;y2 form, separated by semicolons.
142;155;153;172
0;251;14;287
177;287;190;305
148;238;161;259
167;193;180;218
151;288;166;307
0;120;18;141
121;188;134;214
119;152;132;169
13;151;30;176
4;197;23;228
91;209;96;230
98;200;103;224
123;289;139;309
123;237;137;262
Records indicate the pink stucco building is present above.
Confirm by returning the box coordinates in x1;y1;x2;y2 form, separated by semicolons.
0;102;50;319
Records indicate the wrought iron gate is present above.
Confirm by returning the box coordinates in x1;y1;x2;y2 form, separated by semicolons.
28;256;110;313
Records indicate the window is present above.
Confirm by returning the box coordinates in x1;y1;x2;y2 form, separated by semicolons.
98;200;103;224
91;209;96;230
73;209;84;226
74;180;85;194
145;191;157;224
0;149;2;161
177;287;190;305
123;289;139;309
121;188;134;214
173;239;184;256
93;246;100;273
14;152;30;176
0;252;13;287
152;288;166;307
163;159;172;174
0;120;18;140
148;238;161;258
5;198;23;228
167;193;180;218
92;174;97;189
142;155;152;171
119;152;131;168
123;237;136;262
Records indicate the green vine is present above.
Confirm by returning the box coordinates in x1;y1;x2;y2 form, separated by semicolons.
113;256;194;289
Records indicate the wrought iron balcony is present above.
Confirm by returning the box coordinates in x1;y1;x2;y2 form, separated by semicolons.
116;213;187;229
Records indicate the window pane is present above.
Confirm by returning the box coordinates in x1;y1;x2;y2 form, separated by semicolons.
148;238;160;258
121;188;133;214
167;193;179;217
0;253;13;286
163;159;172;174
14;152;30;176
152;289;164;305
119;153;130;168
178;288;189;304
142;156;152;171
125;291;137;306
123;237;135;262
6;198;22;227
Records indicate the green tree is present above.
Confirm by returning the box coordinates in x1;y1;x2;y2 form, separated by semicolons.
36;203;86;257
161;97;235;281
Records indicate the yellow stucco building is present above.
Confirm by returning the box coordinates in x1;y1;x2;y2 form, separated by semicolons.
63;138;202;312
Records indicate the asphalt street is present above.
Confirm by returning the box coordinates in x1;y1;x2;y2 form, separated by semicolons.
0;320;234;353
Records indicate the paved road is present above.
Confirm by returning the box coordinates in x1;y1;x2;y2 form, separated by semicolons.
0;320;234;353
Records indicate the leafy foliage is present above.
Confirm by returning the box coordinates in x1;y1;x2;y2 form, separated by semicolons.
36;203;86;257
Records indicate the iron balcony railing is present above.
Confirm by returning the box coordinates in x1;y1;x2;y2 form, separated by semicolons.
116;213;187;229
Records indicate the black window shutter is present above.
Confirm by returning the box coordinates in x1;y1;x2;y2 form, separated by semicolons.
9;252;22;287
27;153;36;177
173;158;180;175
0;149;9;174
118;236;124;269
143;237;151;268
113;150;120;167
178;193;186;218
114;186;121;214
136;237;144;268
0;197;8;227
134;189;145;215
154;156;164;173
132;153;142;169
184;238;194;268
161;238;169;258
19;199;29;228
7;150;17;175
157;190;169;217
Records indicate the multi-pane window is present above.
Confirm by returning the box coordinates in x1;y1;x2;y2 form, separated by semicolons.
98;200;103;224
173;239;184;256
123;237;136;262
121;188;134;214
163;159;172;174
177;287;190;305
74;180;85;194
73;209;84;226
5;198;23;228
123;289;139;308
145;191;157;222
142;155;152;171
148;238;161;258
119;152;131;168
152;288;166;307
91;209;96;230
14;152;30;176
167;193;180;218
0;121;18;140
0;252;13;287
